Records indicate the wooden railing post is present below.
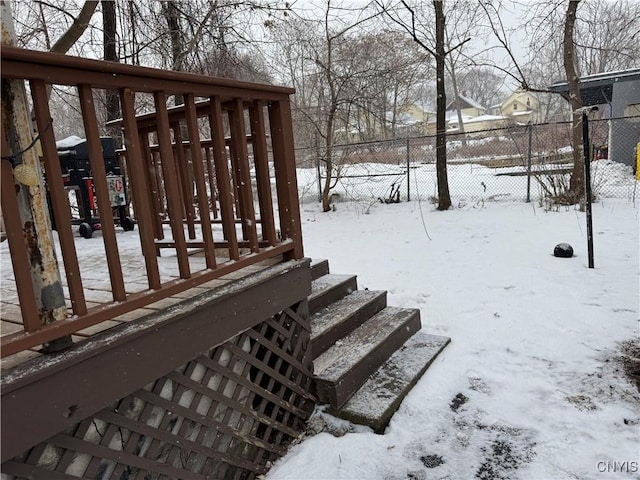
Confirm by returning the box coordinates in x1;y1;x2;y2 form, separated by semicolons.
269;99;303;259
209;96;240;261
229;98;259;253
119;88;162;289
249;101;277;246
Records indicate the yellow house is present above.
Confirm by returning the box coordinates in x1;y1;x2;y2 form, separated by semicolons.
425;95;487;134
500;89;541;124
391;103;435;136
446;94;486;118
400;104;434;124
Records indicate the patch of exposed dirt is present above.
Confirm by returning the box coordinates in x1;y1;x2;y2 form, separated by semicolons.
620;339;640;393
420;454;445;468
450;393;469;412
475;438;536;480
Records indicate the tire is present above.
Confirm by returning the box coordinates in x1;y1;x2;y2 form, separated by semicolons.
79;222;93;239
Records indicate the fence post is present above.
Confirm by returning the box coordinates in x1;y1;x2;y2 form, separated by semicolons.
406;137;411;201
581;109;595;269
526;122;533;203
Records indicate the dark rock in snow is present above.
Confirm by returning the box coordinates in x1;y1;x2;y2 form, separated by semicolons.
554;243;574;258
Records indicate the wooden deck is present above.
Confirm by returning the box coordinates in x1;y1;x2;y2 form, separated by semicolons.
1;46;310;477
1;254;313;468
0;229;286;372
1;46;303;360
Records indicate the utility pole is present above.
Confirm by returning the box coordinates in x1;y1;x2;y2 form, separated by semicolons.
1;1;71;351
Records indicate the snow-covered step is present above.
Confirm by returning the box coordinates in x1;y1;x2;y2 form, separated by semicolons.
328;331;450;433
314;307;421;409
308;274;357;313
310;289;387;360
310;258;330;280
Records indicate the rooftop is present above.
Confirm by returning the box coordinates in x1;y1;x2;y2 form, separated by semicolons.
550;68;640;105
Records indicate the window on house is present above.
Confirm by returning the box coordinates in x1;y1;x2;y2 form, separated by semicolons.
513;103;518;110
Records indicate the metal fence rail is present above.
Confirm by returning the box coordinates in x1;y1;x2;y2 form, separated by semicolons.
0;47;303;357
297;117;639;206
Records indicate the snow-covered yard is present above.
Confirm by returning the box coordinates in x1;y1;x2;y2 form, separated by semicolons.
1;157;637;479
267;190;639;479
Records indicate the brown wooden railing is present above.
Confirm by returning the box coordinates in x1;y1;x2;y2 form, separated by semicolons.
0;47;303;358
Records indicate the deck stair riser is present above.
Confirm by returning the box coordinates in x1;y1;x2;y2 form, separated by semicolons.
310;289;387;360
307;259;451;433
309;258;330;281
313;307;421;409
308;274;357;313
327;331;451;433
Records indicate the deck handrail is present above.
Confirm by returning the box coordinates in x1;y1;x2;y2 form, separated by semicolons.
0;47;303;358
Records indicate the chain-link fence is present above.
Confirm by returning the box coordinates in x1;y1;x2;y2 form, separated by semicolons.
295;116;639;207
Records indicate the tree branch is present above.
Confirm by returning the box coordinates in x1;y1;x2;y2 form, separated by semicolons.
444;37;471;56
374;0;437;57
50;0;99;54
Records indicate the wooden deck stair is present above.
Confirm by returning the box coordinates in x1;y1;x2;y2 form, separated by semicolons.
308;259;450;433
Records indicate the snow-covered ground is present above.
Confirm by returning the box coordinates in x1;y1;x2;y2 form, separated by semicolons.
1;156;637;479
268;175;639;478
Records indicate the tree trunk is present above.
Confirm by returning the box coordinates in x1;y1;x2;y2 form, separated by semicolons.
102;0;120;133
321;105;337;212
564;0;584;204
434;0;451;210
321;141;333;212
449;60;467;147
164;1;185;105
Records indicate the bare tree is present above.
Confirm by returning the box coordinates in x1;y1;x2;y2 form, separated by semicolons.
563;0;583;202
454;67;505;115
376;0;471;210
337;30;430;141
270;1;384;211
573;0;640;74
442;2;486;146
482;0;640;204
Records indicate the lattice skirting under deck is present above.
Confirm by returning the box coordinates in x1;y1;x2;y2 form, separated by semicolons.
2;300;316;480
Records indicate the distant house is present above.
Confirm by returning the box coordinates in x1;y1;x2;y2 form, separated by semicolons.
339;103;434;141
384;108;425;138
550;68;640;169
488;103;502;116
393;104;435;135
401;104;435;125
445;94;486;118
447;114;513;136
426;95;486;135
500;89;541;124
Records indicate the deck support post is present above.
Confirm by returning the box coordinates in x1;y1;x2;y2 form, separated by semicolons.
0;2;70;351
